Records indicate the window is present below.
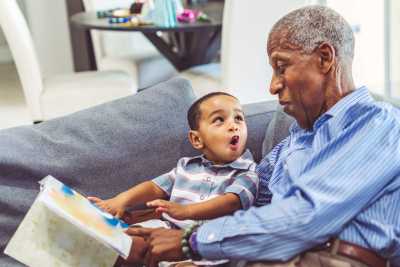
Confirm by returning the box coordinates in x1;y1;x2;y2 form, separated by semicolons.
323;0;386;96
389;0;400;98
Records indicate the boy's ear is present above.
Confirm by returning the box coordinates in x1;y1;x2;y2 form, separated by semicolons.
188;130;204;150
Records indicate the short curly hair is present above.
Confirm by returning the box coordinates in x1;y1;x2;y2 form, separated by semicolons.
268;5;354;62
187;92;238;130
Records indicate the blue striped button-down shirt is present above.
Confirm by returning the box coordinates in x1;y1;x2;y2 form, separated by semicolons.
196;87;400;266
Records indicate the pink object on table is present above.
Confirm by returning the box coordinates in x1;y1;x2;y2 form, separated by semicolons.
177;9;199;23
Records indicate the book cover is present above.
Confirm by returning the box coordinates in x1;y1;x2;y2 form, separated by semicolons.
4;176;132;267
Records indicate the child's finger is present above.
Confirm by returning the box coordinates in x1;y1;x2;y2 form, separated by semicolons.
115;210;125;219
147;199;169;207
155;207;168;214
87;196;102;203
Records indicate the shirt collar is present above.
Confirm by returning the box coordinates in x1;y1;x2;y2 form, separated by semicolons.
189;149;254;170
290;86;372;133
325;86;372;117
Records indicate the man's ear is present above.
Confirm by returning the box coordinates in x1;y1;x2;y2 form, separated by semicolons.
188;130;204;150
317;42;335;74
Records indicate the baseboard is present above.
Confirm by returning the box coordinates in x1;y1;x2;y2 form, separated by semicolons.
0;45;13;63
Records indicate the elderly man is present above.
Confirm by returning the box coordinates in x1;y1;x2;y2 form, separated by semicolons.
126;5;400;267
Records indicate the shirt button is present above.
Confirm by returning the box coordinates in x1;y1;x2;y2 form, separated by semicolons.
200;195;205;200
207;233;215;241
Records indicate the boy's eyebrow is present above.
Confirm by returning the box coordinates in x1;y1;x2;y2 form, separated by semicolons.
208;109;224;118
207;108;244;118
235;108;244;114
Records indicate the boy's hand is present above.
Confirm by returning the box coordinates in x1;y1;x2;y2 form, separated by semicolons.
87;196;126;218
146;199;191;220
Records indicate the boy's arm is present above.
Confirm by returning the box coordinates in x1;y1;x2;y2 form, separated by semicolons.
88;181;167;217
117;181;168;206
148;193;241;220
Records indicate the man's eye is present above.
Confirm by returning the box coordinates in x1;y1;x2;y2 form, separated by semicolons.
276;65;286;75
275;61;286;75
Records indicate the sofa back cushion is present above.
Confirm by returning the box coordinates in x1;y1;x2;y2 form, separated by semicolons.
0;77;197;265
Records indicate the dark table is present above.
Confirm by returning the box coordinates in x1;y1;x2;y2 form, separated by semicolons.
70;2;223;71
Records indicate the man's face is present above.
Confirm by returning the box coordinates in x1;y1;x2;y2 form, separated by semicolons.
268;37;327;129
192;95;247;164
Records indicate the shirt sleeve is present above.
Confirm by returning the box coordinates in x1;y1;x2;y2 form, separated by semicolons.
195;108;400;261
224;165;259;209
151;168;177;196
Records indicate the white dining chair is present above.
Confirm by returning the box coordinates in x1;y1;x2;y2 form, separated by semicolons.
181;0;308;103
81;0;177;90
0;0;137;123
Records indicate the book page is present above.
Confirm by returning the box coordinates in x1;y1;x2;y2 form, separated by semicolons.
38;176;132;258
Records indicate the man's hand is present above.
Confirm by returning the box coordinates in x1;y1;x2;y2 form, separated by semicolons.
124;235;148;264
127;227;186;267
147;199;191;220
87;196;126;218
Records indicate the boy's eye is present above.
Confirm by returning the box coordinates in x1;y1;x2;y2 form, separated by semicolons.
235;115;244;121
212;117;224;123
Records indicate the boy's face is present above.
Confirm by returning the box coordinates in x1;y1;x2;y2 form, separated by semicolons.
189;95;248;164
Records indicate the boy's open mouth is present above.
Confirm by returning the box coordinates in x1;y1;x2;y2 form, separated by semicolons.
230;135;239;146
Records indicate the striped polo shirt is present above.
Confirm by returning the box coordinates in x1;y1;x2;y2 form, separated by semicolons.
152;149;258;228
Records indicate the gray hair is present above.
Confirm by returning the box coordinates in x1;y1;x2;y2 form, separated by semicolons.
268;5;355;61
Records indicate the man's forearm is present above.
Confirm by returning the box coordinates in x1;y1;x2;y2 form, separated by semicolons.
186;193;241;220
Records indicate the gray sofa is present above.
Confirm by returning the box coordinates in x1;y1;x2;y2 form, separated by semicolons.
0;77;293;266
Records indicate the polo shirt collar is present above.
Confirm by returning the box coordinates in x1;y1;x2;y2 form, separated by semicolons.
190;149;254;170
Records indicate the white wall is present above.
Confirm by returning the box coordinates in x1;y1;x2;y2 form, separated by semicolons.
391;0;400;98
326;0;385;95
24;0;74;77
221;0;315;104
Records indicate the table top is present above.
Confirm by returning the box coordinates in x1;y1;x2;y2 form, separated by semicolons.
70;2;223;33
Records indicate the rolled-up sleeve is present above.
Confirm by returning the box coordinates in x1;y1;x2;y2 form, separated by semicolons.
151;168;177;196
224;168;259;209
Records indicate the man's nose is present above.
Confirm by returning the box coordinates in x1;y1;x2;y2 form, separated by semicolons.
269;74;283;95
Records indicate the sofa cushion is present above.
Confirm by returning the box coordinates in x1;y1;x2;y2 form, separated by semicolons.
243;100;280;162
261;105;294;157
0;77;197;266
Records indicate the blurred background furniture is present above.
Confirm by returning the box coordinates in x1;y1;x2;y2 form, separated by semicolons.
68;0;310;101
81;0;177;90
72;0;224;90
0;0;136;123
181;0;308;102
71;0;223;97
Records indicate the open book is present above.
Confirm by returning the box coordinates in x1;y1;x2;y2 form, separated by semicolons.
4;176;133;267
